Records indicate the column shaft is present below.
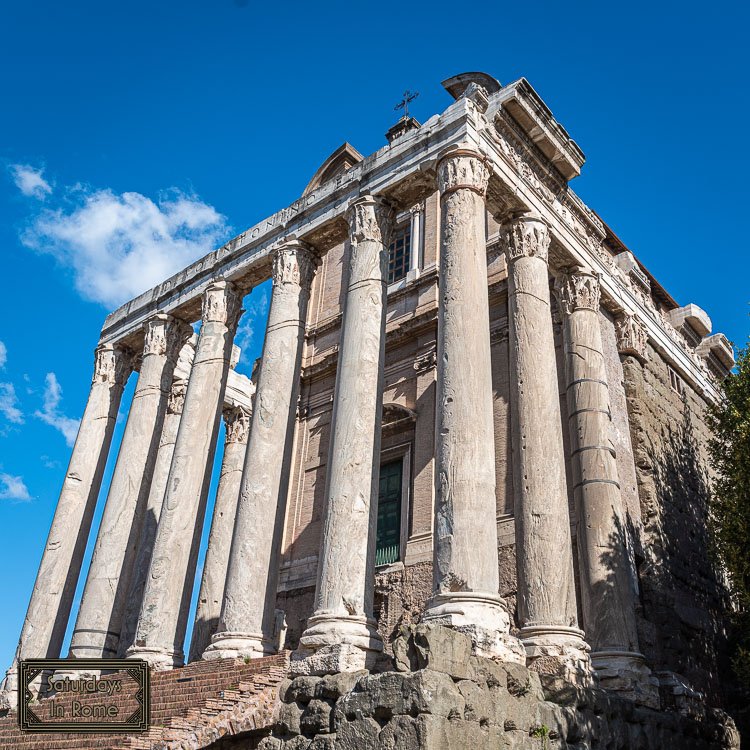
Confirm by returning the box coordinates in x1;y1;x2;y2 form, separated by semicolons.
502;213;592;683
0;345;131;702
422;146;523;662
127;281;241;668
558;270;655;699
70;315;189;659
118;372;189;656
205;243;316;660
190;404;250;661
296;196;393;671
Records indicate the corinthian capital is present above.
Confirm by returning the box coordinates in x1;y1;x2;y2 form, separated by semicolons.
201;280;242;329
500;213;551;264
346;195;395;247
615;313;649;362
142;314;193;361
92;343;133;387
557;270;601;315
437;145;490;197
223;404;252;445
272;241;318;291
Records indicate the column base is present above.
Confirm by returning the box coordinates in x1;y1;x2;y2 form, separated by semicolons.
422;591;526;664
521;625;594;687
125;645;183;671
202;631;276;661
293;613;383;675
592;650;660;708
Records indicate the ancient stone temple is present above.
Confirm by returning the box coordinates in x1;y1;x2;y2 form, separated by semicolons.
0;72;741;748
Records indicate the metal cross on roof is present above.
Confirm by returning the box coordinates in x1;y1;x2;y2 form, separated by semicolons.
394;90;419;119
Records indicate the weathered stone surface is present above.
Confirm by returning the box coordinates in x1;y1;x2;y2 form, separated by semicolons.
71;314;190;660
423;146;524;665
208;243;317;660
298;197;393;663
335;716;381;750
190;400;252;662
315;671;367;701
277;700;303;735
128;281;241;668
501;213;592;685
286;676;322;704
300;699;333;735
393;623;473;679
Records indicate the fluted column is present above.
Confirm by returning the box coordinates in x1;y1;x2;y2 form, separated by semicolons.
557;269;656;700
421;146;525;662
296;196;393;672
127;280;241;669
0;344;132;704
189;404;251;662
501;213;592;684
118;357;192;656
70;314;191;660
205;242;317;660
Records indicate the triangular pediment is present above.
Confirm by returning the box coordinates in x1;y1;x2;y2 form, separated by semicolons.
303;142;364;195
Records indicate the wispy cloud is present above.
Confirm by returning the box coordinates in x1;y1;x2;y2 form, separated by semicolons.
0;340;6;369
0;383;24;425
20;182;230;308
34;372;79;447
0;473;31;502
10;164;52;199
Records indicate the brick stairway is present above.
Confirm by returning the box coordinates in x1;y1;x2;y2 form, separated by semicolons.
0;654;288;750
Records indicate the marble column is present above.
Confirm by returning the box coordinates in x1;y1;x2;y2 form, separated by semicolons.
127;280;241;669
501;213;592;683
118;351;192;656
205;242;317;661
0;344;132;704
70;314;191;660
421;146;525;663
189;403;251;662
296;196;393;673
557;269;656;698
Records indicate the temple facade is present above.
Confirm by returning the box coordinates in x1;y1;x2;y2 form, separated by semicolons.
0;71;737;732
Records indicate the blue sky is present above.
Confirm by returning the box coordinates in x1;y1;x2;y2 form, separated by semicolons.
1;0;748;670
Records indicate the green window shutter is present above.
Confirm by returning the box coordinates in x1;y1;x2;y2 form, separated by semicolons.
376;458;402;566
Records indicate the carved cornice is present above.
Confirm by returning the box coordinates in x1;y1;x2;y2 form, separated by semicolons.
272;241;318;291
500;214;551;263
346;195;395;247
223;404;252;444
437;146;490;198
413;347;437;374
167;378;188;415
93;344;133;387
615;313;649;363
556;270;601;315
142;314;193;361
201;280;243;329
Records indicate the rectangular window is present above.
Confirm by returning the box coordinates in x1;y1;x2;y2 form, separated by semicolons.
668;365;684;396
376;458;403;566
387;224;411;285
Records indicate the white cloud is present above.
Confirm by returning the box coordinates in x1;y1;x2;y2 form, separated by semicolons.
0;383;24;424
34;372;79;447
10;164;52;199
22;186;230;308
0;473;31;502
0;340;6;368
